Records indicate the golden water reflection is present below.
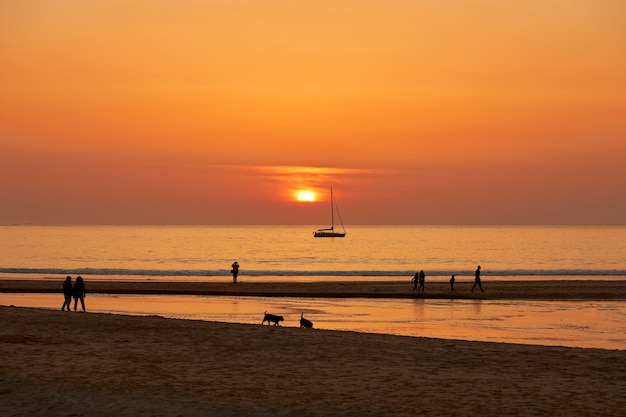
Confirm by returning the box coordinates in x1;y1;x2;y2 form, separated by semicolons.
2;294;624;350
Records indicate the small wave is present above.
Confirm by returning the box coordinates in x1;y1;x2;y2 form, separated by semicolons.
1;267;625;278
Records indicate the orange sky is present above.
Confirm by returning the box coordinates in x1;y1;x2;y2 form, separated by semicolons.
1;0;625;225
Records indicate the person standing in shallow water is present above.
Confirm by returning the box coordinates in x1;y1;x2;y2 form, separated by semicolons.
472;265;484;293
73;276;86;312
231;261;239;284
62;276;73;311
450;274;455;291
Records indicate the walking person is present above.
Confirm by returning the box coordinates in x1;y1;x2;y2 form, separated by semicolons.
412;272;419;292
73;276;86;312
450;274;455;291
471;265;484;292
417;270;425;292
61;276;73;311
231;261;240;284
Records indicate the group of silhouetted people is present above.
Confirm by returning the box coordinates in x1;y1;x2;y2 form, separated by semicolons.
412;270;426;292
61;275;86;312
61;262;239;314
412;265;483;293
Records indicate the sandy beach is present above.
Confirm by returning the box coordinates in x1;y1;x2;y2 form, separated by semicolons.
2;280;626;416
2;279;626;300
1;306;625;416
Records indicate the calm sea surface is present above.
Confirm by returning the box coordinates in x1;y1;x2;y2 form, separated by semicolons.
1;225;625;281
2;226;625;350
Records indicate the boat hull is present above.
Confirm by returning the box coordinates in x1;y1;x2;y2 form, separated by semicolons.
314;231;346;238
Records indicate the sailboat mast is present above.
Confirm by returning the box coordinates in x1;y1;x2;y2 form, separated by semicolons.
313;187;346;237
330;187;334;230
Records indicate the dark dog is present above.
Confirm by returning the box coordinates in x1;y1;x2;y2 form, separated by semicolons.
262;311;284;326
299;313;313;328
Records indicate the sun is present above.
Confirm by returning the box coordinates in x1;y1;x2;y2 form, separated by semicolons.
296;190;316;202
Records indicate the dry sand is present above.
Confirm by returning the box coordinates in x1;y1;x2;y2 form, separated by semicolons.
1;305;625;417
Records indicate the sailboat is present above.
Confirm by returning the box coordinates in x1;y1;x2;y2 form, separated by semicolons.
313;187;346;238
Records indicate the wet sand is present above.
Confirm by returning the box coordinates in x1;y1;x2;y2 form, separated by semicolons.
1;305;625;416
2;279;626;300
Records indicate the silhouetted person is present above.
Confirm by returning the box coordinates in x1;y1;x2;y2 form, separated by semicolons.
412;272;419;292
231;261;239;284
450;274;455;291
418;270;425;292
472;265;483;292
73;276;86;311
62;276;73;311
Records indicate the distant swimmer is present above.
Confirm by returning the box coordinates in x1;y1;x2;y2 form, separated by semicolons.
471;265;484;293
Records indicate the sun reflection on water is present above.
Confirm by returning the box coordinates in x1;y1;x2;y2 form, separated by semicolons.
2;293;625;350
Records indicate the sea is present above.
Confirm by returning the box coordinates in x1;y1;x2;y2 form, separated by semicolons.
2;225;625;350
1;225;625;281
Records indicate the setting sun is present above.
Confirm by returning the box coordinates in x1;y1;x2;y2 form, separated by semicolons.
296;191;316;202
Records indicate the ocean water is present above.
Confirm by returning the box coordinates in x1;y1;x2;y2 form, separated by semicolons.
1;225;625;281
3;293;625;350
3;225;625;350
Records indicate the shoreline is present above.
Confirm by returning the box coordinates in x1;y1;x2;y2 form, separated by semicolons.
2;279;626;300
1;305;625;416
